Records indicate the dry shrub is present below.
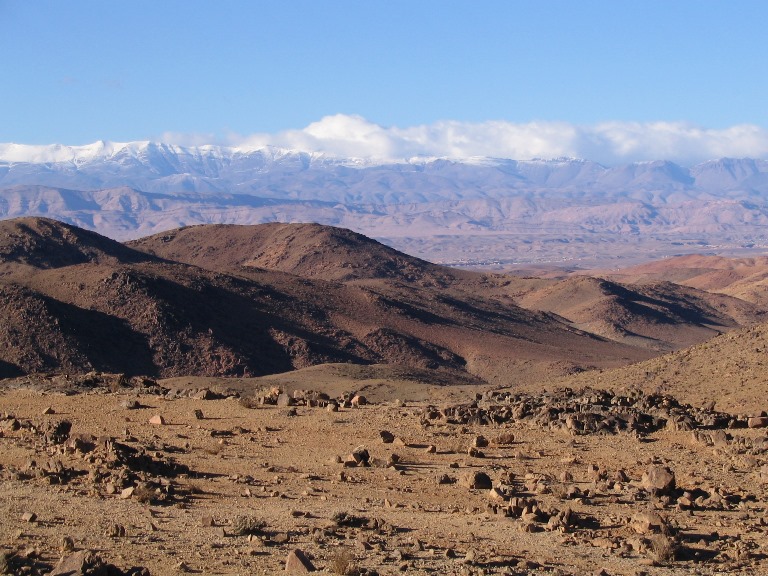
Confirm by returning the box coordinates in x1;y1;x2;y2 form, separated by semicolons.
133;484;157;504
328;548;357;575
184;481;206;495
231;515;266;536
495;432;516;445
238;396;261;409
648;533;678;564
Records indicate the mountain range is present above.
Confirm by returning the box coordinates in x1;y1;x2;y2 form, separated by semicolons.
2;216;767;383
2;142;768;268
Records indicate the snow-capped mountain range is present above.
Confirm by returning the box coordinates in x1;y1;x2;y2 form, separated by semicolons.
2;141;768;268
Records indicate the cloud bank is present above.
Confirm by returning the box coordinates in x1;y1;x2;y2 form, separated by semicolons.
164;115;768;166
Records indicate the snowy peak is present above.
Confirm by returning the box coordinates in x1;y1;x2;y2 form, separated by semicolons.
1;141;768;207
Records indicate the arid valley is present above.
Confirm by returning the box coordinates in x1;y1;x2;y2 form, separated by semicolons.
1;217;768;575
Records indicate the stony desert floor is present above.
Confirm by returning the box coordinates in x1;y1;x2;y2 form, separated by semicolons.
1;372;767;575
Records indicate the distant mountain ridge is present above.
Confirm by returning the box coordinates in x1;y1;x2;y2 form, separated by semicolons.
3;141;768;198
2;142;768;267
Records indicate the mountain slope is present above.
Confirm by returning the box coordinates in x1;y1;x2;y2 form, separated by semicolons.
0;217;655;382
609;254;768;306
510;275;765;350
553;322;768;414
127;222;472;284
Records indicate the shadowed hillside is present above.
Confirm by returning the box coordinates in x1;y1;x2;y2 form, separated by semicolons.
0;217;656;382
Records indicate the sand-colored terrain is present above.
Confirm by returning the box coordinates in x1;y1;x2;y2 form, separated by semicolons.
1;370;767;575
3;218;768;574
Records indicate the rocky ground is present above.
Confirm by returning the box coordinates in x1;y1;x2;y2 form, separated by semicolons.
1;372;767;575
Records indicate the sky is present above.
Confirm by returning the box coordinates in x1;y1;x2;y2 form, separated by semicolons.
2;0;768;165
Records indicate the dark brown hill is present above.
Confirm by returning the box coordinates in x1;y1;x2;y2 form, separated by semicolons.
511;275;766;351
127;222;470;285
0;217;652;383
0;217;150;275
607;254;768;306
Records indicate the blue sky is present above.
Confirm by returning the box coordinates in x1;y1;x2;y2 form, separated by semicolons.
2;1;768;163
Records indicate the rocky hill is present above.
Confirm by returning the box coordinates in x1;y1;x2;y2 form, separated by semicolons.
545;320;768;414
0;217;659;382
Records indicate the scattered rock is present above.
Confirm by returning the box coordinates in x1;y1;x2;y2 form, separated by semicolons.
631;510;668;534
107;524;126;538
49;550;128;576
459;471;492;490
495;432;515;445
380;430;395;443
641;466;676;495
747;416;768;428
285;548;316;572
148;414;165;425
351;446;370;467
471;435;489;448
60;536;75;552
351;395;367;406
277;393;294;407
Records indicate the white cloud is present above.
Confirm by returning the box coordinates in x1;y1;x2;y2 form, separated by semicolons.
164;115;768;166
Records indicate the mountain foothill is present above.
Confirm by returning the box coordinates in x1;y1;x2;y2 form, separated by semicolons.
1;216;767;403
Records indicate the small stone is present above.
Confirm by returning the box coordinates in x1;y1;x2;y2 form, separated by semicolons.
193;409;204;420
192;389;215;400
350;395;367;406
459;471;493;490
49;550;114;576
495;432;515;445
748;416;768;428
467;446;484;458
107;524;126;537
285;548;316;572
149;414;165;425
472;435;489;448
631;510;667;534
641;465;675;495
21;512;36;523
120;486;135;499
42;407;55;415
380;430;395;443
351;446;370;466
488;487;508;501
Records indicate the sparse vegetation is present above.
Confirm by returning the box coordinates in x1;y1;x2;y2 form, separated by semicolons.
230;515;266;536
648;533;678;564
132;483;157;504
328;548;357;575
